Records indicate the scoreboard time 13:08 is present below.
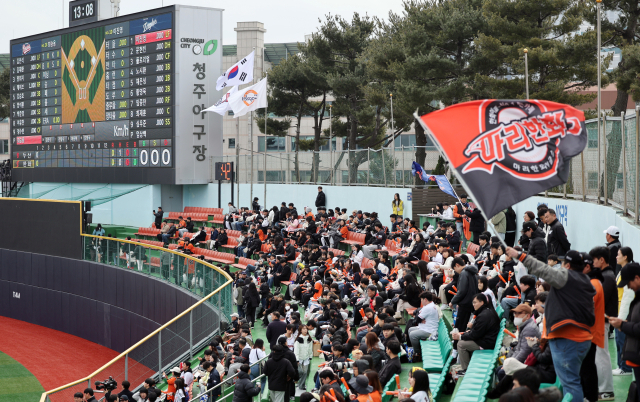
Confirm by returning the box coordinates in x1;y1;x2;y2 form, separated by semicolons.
9;10;174;175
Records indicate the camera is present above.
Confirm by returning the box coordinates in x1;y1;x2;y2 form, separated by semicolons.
95;377;118;392
331;361;355;370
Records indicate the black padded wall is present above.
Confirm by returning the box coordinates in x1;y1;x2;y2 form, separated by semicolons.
0;199;82;259
0;248;219;354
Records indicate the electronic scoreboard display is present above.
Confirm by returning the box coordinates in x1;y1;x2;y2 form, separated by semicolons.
9;6;223;184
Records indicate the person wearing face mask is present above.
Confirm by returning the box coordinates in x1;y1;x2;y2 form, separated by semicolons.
506;304;540;363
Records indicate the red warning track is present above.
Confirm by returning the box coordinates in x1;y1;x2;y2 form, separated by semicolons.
0;316;154;401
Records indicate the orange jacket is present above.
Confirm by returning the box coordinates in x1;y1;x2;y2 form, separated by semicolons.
339;226;349;238
590;278;605;348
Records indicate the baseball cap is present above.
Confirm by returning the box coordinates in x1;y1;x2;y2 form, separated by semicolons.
581;252;593;266
120;396;129;401
603;226;620;237
230;313;239;318
171;366;181;373
511;304;532;315
564;250;584;268
522;221;537;232
618;263;640;288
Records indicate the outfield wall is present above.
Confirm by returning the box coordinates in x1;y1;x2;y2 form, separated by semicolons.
0;249;218;355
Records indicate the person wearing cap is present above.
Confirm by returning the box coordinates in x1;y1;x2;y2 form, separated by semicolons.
507;304;540;363
506;247;595;402
609;262;640;400
604;226;622;274
348;374;374;402
521;221;547;262
589;246;617;398
578;253;607;402
162;366;181;401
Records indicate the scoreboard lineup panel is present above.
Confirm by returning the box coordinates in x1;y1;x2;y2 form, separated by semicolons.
9;9;177;182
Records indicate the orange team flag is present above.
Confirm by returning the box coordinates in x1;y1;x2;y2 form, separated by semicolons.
360;308;366;318
416;100;587;219
463;218;471;241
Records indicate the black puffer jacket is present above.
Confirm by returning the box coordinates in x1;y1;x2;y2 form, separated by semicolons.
464;209;485;233
546;219;571;257
232;371;261;402
460;304;500;350
528;227;547;262
450;265;479;308
263;346;296;391
621;290;640;365
531;341;556;384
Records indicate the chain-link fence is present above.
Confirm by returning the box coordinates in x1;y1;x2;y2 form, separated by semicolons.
41;236;233;402
559;113;640;222
220;146;441;187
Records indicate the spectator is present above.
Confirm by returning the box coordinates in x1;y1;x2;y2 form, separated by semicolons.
506;248;595;402
408;292;439;357
348;375;375;402
407;369;431;402
132;387;149;402
507;304;540;362
498;387;535;402
512;367;541;394
449;259;479;338
521;222;546;262
500;275;536;323
232;364;261;402
491;209;507;240
464;206;485;245
316;186;326;208
365;332;387;372
453;194;469;248
613;247;635;376
543;209;570;258
202;361;221;402
362;223;387;259
294;324;314;391
266;312;287;349
589;246;616;399
162;367;181;401
84;388;97;402
604;226;621;274
392;193;404;218
609;262;640;402
263;344;296;402
118;380;134;401
364;370;383;402
505;206;517;247
377;340;402;387
451;293;500;374
153;207;163;228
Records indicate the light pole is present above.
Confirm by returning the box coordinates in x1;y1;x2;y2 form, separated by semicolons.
524;49;529;99
597;0;602;204
390;93;396;186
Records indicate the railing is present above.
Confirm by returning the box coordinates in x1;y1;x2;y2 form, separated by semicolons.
40;235;233;402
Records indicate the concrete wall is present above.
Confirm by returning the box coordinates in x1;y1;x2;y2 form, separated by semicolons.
514;196;640;253
183;183;414;221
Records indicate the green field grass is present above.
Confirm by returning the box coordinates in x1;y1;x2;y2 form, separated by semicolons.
0;351;45;402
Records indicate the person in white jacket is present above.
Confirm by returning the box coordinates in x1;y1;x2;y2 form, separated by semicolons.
294;325;315;390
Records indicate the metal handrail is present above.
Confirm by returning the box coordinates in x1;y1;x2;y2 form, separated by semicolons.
39;234;234;402
187;356;268;402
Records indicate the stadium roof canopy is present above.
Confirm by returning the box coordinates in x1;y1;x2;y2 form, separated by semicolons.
223;43;300;66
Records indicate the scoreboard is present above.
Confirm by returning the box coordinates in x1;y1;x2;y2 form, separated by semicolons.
9;6;223;184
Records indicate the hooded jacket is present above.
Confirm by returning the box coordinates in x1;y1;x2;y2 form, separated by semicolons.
527;227;547;262
460;303;500;350
263;346;296;391
600;265;619;318
450;265;479;307
232;371;261;402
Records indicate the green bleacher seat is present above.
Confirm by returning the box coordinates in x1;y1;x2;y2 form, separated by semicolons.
496;304;504;318
540;376;563;393
561;393;573;402
381;374;399;402
451;318;506;402
420;320;452;372
428;353;453;401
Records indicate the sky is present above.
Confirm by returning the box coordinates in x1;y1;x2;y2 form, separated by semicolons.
1;0;407;53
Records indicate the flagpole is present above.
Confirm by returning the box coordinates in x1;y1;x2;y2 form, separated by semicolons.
250;47;256;206
263;52;267;206
524;49;529;99
414;112;509;249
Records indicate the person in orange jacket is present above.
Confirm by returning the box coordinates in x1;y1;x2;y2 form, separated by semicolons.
162;367;181;401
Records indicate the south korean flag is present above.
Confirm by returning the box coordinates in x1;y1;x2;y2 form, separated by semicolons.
216;51;255;90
